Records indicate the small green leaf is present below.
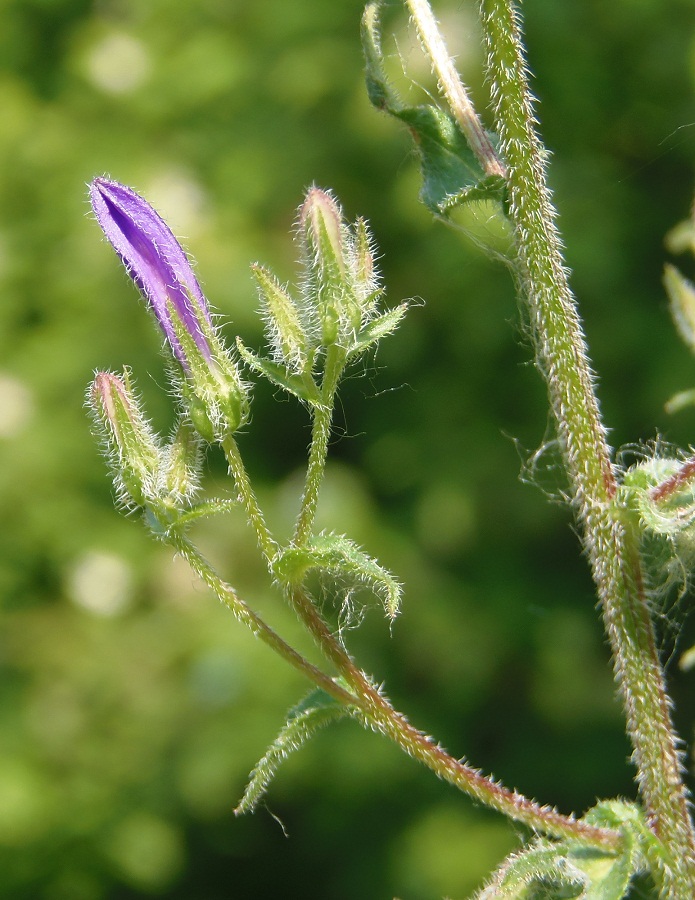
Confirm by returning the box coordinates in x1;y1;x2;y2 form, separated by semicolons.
475;803;648;900
236;340;322;405
274;532;403;619
348;302;408;357
234;687;352;815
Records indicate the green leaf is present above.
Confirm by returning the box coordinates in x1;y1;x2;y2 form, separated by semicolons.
361;2;507;218
234;687;352;815
577;801;651;896
274;532;403;619
348;302;409;357
474;803;649;900
473;841;586;899
236;340;322;405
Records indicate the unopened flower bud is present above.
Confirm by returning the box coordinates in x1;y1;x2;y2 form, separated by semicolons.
300;187;349;345
89;370;161;509
90;178;248;440
298;187;386;349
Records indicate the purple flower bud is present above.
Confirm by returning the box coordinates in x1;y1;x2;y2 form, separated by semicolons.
90;178;249;440
90;178;212;369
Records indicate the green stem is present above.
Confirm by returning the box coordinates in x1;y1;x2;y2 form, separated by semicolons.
173;530;620;846
222;434;277;563
284;585;619;848
480;0;695;892
168;532;356;706
293;344;346;546
269;327;615;844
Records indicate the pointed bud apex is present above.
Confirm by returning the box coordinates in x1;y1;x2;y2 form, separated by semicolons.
252;264;308;370
90;178;249;440
89;370;161;508
90;178;213;369
301;188;346;275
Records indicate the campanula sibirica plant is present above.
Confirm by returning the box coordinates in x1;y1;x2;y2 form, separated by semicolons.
87;1;695;896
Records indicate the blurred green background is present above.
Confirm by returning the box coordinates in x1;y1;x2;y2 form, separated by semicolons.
2;0;695;897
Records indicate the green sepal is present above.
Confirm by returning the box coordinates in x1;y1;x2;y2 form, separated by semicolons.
274;532;402;620
236;339;322;406
362;2;507;218
169;300;250;441
160;419;202;503
347;302;409;358
234;684;354;816
252;264;310;369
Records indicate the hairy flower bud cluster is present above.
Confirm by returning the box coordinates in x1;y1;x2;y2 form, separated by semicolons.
237;187;407;405
299;187;382;348
90;178;248;442
89;370;201;527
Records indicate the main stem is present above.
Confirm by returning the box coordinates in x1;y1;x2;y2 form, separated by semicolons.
480;0;695;892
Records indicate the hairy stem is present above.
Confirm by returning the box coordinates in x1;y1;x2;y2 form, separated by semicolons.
293;344;345;547
222;434;277;562
480;0;695;892
168;532;355;705
285;585;619;848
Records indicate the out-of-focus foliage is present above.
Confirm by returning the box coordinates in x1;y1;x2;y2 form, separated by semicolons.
1;0;695;897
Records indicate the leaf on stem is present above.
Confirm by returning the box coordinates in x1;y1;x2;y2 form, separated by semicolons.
361;1;507;219
474;801;647;900
274;532;403;620
234;687;353;815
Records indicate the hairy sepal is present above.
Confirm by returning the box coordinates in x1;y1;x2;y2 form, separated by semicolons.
236;339;322;406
